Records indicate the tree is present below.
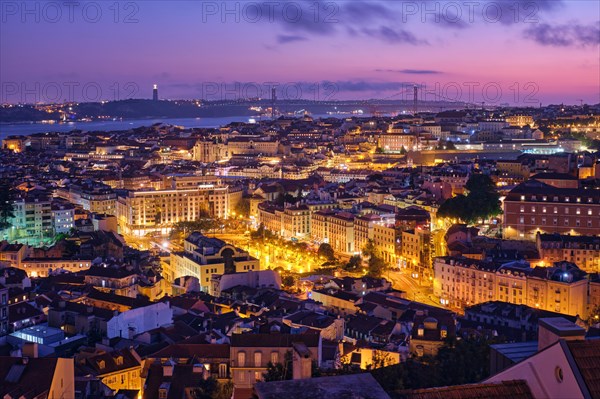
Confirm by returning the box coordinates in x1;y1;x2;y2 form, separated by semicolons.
436;140;456;150
318;243;336;261
344;255;363;271
368;255;386;278
371;335;504;395
282;275;295;287
362;239;377;258
399;146;407;155
263;351;293;381
188;378;233;399
585;304;600;327
436;174;501;224
0;182;15;230
362;239;386;277
234;197;250;218
367;350;395;370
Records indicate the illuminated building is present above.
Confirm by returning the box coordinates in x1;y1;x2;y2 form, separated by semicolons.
503;180;600;240
377;133;420;153
192;136;280;163
57;182;117;215
168;232;259;291
0;242;27;268
506;115;535;128
21;258;92;278
116;182;235;237
433;257;591;316
536;233;600;273
82;348;142;391
401;227;431;275
373;223;400;266
51;203;75;234
310;211;356;254
1;137;24;152
10;190;52;245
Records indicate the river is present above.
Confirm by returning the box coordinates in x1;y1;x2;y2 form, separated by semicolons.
0;113;343;140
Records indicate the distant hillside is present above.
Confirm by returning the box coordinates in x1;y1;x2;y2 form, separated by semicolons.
1;98;470;123
0;107;61;123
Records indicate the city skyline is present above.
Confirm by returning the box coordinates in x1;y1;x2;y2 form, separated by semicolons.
1;0;599;105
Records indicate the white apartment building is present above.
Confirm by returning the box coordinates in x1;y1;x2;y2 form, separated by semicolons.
52;203;75;234
116;183;236;237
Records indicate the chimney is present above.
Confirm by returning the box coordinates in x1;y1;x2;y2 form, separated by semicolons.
292;342;312;380
538;317;585;351
22;343;38;358
163;364;174;377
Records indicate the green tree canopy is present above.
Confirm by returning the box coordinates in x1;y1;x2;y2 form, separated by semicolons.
318;243;336;261
368;255;386;278
437;174;501;224
344;255;363;271
234;197;250;218
0;182;15;230
263;351;293;382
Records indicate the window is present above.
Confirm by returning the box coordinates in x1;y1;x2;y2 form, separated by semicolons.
237;351;246;367
254;351;262;367
555;366;564;383
270;351;279;365
219;363;227;379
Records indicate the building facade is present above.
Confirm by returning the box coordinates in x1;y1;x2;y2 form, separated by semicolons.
116;184;233;236
168;232;260;291
503;180;600;240
433;256;591;317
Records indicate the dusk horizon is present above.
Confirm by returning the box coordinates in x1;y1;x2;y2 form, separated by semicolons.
2;1;599;105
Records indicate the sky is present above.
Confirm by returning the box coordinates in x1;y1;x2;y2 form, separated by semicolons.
1;0;599;105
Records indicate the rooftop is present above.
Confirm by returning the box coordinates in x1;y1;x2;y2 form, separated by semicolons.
255;373;391;399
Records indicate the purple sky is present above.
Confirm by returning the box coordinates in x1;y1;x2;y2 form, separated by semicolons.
1;0;599;105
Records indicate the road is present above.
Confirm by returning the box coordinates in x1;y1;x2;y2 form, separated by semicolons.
122;231;443;309
386;269;442;308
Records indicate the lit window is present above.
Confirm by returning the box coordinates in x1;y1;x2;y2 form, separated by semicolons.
237;351;246;367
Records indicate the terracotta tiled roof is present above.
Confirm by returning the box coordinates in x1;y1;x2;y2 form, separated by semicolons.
230;332;319;348
148;344;230;360
396;380;534;399
567;340;600;398
0;357;58;398
255;374;390;399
